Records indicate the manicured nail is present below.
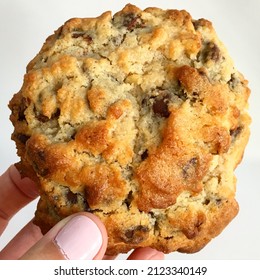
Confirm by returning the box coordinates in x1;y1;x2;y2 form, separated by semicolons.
54;215;103;260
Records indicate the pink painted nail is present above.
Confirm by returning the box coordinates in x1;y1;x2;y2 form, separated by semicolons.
54;215;103;260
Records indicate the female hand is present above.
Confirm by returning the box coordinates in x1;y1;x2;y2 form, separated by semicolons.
0;165;164;260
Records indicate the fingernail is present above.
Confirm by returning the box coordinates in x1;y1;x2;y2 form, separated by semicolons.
54;215;103;260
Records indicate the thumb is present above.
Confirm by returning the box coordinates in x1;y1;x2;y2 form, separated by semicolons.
20;213;107;260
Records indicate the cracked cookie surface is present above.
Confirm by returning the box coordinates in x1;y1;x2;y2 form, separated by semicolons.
9;4;250;255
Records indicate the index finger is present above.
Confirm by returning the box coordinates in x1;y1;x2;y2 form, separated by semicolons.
0;165;39;235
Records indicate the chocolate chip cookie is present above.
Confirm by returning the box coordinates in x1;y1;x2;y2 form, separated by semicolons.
9;4;250;255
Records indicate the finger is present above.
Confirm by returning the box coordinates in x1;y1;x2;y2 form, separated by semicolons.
0;165;38;235
0;220;42;260
127;247;164;260
20;213;107;260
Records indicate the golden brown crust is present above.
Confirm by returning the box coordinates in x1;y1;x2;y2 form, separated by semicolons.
9;4;250;255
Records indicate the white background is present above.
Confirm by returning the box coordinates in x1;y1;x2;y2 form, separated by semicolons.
0;0;259;260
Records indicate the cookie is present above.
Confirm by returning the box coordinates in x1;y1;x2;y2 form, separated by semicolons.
9;4;250;255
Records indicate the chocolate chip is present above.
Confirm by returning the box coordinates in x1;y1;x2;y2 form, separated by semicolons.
72;31;93;43
35;108;60;123
123;225;149;244
228;73;240;90
125;229;135;239
84;35;93;44
165;236;174;240
144;88;186;116
203;198;210;205
141;97;148;108
16;133;30;144
192;20;201;30
123;13;145;31
141;149;148;161
36;114;49;123
124;191;133;209
152;97;170;118
202;42;221;62
216;198;222;205
190;92;200;104
230;126;243;142
32;150;49;176
70;131;76;140
27;140;49;177
197;68;209;80
66;189;78;204
83;200;92;212
18;98;29;121
192;19;205;30
51;108;60;119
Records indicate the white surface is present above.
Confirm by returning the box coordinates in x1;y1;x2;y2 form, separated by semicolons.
0;0;259;259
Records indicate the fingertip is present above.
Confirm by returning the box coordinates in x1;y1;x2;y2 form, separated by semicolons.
79;213;108;260
20;213;108;260
8;165;39;199
0;165;39;235
53;214;105;260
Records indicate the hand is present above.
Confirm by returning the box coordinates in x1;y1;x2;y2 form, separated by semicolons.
0;165;164;260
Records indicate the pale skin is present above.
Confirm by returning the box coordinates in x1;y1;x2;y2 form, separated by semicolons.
0;165;164;260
